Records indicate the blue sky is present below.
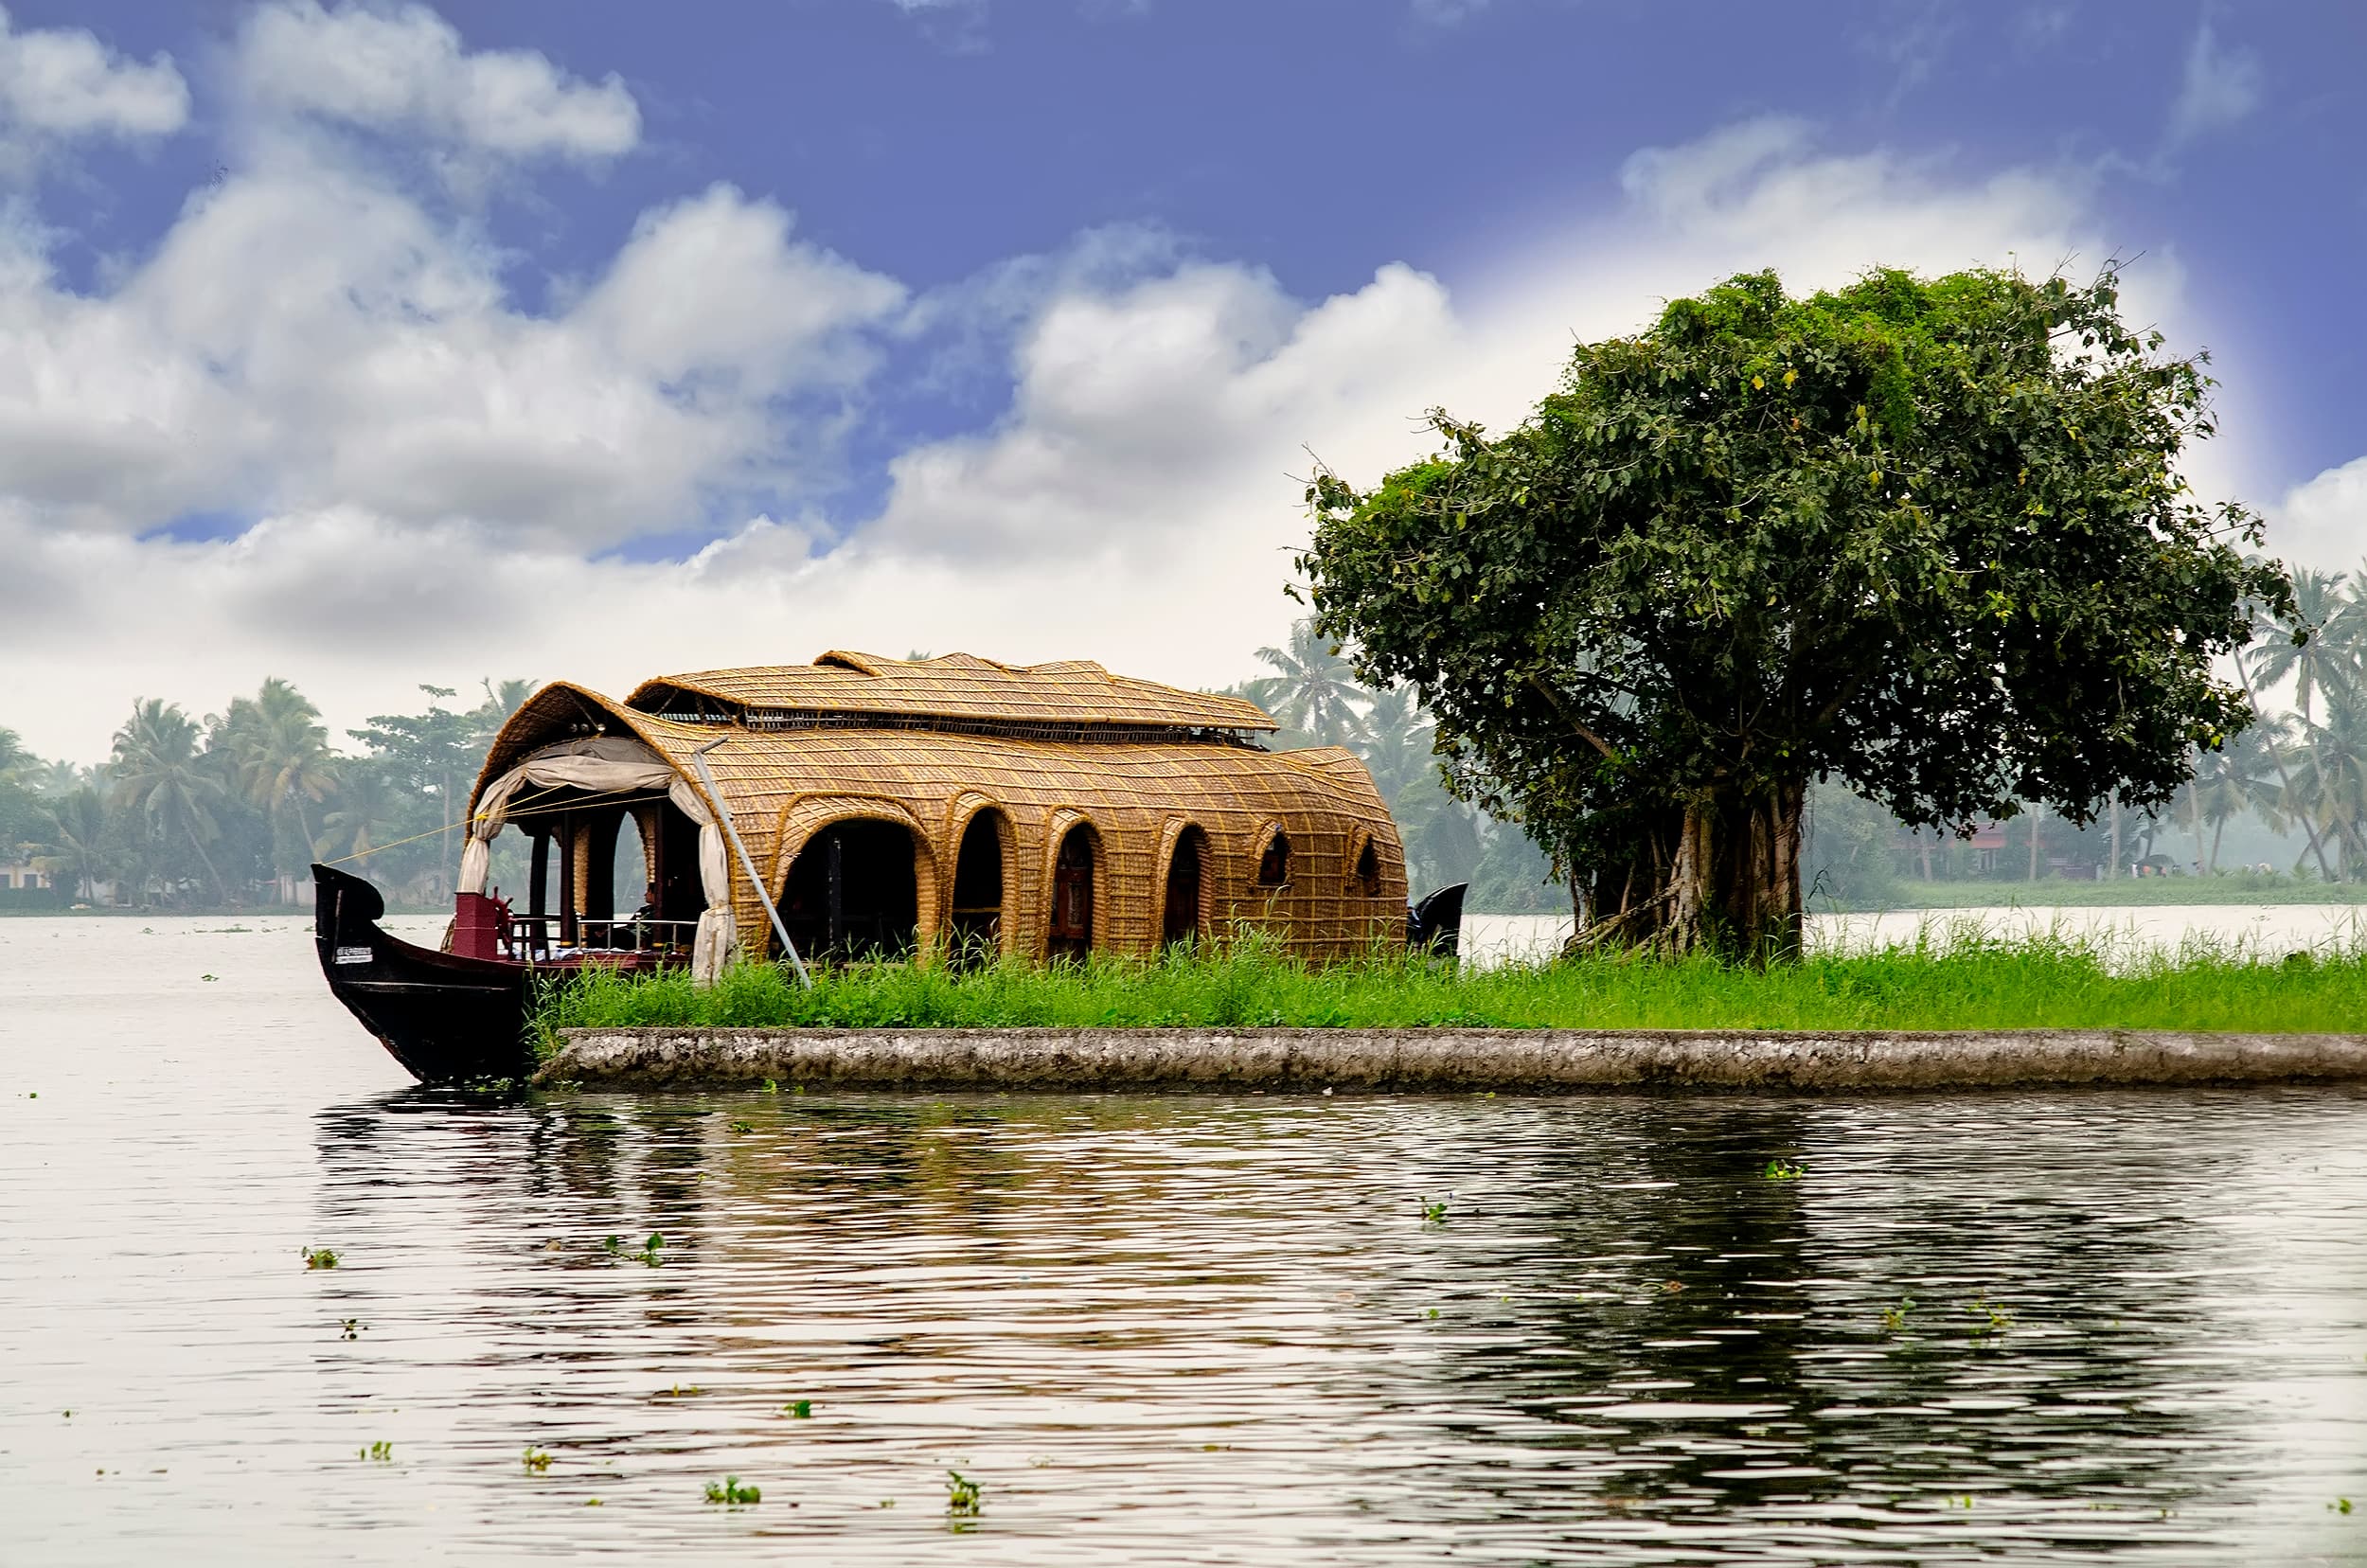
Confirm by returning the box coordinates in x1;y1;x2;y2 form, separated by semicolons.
4;0;2362;757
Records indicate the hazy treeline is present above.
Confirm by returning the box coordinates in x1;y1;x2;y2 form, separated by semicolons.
0;680;533;910
8;574;2361;914
1;634;1569;915
1809;565;2367;899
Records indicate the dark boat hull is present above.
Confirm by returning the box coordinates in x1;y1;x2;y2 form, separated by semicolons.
315;862;1472;1084
312;864;533;1084
1408;882;1468;956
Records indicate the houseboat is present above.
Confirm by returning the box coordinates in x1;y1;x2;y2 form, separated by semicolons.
315;650;1466;1083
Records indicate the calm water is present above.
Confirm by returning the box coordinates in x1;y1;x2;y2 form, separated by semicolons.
3;917;2365;1565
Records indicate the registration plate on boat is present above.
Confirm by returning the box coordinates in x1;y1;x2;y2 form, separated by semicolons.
333;946;372;966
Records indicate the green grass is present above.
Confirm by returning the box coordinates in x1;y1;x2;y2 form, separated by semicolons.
532;924;2367;1050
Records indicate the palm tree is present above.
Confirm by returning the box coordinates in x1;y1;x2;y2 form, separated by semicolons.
2250;569;2355;722
2320;563;2367;673
214;679;338;900
2236;613;2339;881
111;699;230;906
2189;729;2277;872
1254;621;1367;747
469;678;539;748
22;757;86;797
1353;684;1437;801
34;786;113;903
318;766;400;870
2295;690;2367;879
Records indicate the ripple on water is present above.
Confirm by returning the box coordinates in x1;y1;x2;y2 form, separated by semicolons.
0;916;2364;1564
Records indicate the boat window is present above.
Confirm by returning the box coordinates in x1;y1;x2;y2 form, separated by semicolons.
610;814;646;918
949;810;1007;966
1048;825;1095;960
1256;830;1291;887
1162;826;1208;946
1352;839;1382;897
777;820;920;964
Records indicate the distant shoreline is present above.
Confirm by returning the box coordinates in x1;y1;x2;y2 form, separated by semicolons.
8;887;2367;919
1831;883;2367;911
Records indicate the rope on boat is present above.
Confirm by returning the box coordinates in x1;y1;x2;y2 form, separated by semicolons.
312;781;693;868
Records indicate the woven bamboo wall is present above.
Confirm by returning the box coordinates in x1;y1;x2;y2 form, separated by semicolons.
474;680;1411;963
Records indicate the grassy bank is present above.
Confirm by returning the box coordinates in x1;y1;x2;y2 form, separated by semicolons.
534;930;2367;1051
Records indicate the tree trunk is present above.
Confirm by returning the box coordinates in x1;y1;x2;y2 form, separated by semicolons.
2209;817;2224;874
2027;806;2042;881
2108;793;2121;879
1660;802;1713;955
1574;782;1806;964
188;824;227;908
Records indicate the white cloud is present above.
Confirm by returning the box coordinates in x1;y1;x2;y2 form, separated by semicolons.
238;1;639;161
2167;23;2261;147
0;110;2261;765
2270;458;2367;576
0;156;901;547
573;184;906;397
858;113;2109;575
0;5;187;142
1617;116;2085;255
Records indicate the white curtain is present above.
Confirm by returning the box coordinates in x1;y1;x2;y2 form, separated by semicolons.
690;823;739;986
457;734;740;984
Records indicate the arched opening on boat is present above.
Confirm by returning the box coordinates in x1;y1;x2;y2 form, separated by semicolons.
500;795;702;953
1255;825;1292;889
1348;830;1383;898
947;807;1010;967
1161;824;1209;947
455;734;730;972
1046;821;1098;961
777;819;921;964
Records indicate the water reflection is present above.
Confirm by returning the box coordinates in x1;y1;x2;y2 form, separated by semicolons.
280;1085;2367;1563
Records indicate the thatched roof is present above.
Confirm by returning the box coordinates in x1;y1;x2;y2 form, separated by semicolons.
472;656;1402;961
627;650;1272;735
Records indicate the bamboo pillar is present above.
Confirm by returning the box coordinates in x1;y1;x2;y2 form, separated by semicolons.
585;811;618;933
558;817;578;945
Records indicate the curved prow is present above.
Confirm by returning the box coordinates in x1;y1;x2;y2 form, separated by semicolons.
1406;882;1468;958
313;861;385;946
311;862;531;1085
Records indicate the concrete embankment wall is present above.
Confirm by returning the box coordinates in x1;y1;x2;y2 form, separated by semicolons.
539;1027;2367;1093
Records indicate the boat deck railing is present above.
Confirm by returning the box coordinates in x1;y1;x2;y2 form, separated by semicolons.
502;916;700;962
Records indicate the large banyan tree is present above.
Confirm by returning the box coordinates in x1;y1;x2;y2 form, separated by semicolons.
1299;266;2296;959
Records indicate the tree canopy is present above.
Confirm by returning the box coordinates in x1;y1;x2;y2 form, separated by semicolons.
1298;265;2297;957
